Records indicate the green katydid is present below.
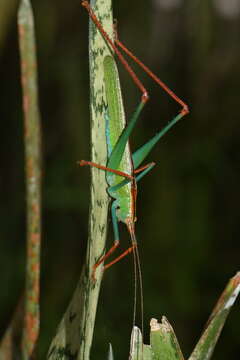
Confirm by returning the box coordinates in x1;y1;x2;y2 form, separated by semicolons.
79;0;189;278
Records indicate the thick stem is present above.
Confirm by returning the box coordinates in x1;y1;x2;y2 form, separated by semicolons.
18;0;42;359
47;1;113;359
0;2;41;359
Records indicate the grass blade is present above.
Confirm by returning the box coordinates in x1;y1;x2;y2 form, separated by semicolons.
188;272;240;360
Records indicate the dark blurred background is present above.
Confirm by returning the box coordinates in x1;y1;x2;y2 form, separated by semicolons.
0;0;239;358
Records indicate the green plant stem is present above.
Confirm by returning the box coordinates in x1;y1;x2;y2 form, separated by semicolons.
47;1;113;359
18;0;42;359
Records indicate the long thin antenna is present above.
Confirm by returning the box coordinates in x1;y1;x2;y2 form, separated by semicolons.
135;245;144;343
128;224;144;358
132;244;137;330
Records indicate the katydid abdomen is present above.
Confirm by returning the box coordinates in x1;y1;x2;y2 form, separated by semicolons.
104;55;136;228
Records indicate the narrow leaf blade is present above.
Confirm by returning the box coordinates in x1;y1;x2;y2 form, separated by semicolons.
129;326;152;360
188;272;240;360
108;343;114;360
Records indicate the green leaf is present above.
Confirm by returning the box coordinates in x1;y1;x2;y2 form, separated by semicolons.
150;318;184;360
130;326;152;360
188;272;240;360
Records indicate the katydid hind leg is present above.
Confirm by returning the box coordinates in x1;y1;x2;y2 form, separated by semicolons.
133;112;184;169
114;36;189;115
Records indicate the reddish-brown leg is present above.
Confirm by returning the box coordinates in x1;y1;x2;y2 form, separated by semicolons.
114;36;189;116
81;1;188;115
92;241;136;280
78;160;134;180
79;158;137;280
92;241;119;280
81;0;149;104
134;162;156;174
104;244;136;270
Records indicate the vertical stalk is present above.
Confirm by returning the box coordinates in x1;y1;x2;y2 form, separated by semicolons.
47;0;113;359
18;0;42;358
